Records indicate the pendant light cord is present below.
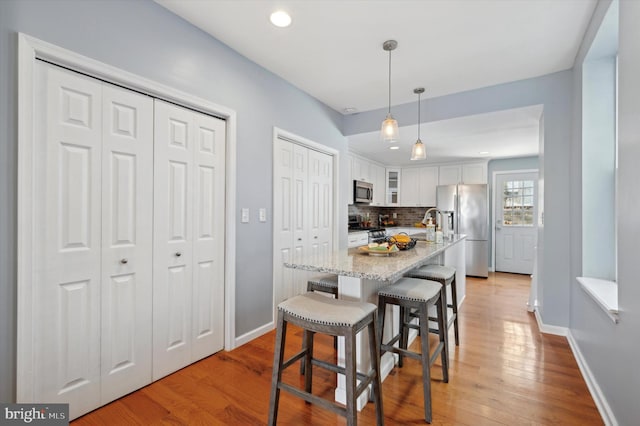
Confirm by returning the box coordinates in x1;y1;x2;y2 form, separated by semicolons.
417;92;421;139
388;49;392;115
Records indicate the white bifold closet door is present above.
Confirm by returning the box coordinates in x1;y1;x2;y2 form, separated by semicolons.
32;61;153;418
152;100;226;380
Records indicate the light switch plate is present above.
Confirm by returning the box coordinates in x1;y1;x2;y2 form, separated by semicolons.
393;212;397;219
259;208;267;222
241;208;249;223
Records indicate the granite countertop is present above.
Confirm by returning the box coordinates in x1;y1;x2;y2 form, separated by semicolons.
285;235;466;283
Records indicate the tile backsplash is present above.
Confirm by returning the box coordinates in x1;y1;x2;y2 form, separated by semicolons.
348;205;435;227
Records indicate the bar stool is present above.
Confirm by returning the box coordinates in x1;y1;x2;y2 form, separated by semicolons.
301;274;339;374
405;265;459;346
377;277;448;424
268;292;384;426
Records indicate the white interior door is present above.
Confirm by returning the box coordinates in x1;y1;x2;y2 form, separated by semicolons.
190;111;226;362
33;61;103;417
100;84;154;403
495;172;538;274
292;144;310;296
308;149;333;261
273;139;295;306
153;100;226;380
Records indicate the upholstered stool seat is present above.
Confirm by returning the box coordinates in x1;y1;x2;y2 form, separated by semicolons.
307;273;339;294
377;277;448;423
405;264;459;346
269;292;384;426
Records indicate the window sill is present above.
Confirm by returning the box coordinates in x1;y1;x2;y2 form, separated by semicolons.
576;277;619;323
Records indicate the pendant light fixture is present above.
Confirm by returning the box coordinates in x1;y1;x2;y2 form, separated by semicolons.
410;87;427;160
381;40;399;143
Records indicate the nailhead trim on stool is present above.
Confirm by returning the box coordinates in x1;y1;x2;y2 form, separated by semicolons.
377;277;448;423
268;292;384;426
405;264;459;346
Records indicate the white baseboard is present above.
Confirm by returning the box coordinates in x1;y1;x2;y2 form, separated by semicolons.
233;321;274;349
567;331;618;426
533;308;568;336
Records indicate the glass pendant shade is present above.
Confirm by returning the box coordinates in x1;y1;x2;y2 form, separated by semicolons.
411;139;426;160
381;113;399;143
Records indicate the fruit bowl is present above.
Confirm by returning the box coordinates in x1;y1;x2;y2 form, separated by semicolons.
358;244;399;256
386;233;417;250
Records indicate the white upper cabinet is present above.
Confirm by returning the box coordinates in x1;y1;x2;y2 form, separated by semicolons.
351;155;371;182
438;162;487;185
438;165;462;185
461;162;488;184
370;163;386;206
400;166;438;207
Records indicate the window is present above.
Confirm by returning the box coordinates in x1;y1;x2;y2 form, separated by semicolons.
502;180;535;226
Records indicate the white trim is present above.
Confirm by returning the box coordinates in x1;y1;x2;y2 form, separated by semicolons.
576;277;619;323
271;127;341;324
533;308;568;336
234;321;275;348
17;33;238;401
567;331;618;426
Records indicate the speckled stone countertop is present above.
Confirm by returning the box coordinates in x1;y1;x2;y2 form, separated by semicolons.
284;235;466;283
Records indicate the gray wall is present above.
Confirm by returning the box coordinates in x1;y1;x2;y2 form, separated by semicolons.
487;156;539;268
569;0;640;424
344;72;573;329
0;0;350;402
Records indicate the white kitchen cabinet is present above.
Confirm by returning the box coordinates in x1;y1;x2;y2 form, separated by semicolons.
348;231;369;248
370;163;387;206
439;162;488;185
400;166;438;207
351;155;371;182
438;165;462;185
386;168;401;206
462;162;488;184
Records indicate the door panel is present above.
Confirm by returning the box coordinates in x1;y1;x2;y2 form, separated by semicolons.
273;139;295;306
34;61;102;418
101;83;153;403
153;100;194;380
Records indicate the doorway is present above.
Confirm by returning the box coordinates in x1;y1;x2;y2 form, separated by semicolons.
494;171;538;274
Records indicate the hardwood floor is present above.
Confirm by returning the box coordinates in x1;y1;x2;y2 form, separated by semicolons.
72;273;602;425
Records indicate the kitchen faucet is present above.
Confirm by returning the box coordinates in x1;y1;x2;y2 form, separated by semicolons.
421;207;443;227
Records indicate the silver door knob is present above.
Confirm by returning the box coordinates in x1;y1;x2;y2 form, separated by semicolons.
297;238;302;241
314;236;318;239
120;258;128;264
175;252;182;257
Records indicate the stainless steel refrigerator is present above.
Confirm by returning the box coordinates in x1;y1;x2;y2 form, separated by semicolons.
437;184;489;277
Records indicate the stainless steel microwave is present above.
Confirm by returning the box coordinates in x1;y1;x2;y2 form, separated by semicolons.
353;180;373;204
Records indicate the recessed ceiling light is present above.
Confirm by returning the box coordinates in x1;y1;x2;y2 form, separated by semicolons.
270;10;292;28
478;151;490;155
390;146;400;150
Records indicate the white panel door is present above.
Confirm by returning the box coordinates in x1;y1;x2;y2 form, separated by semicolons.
495;172;538;274
273;139;295;306
308;149;333;261
292;144;309;296
191;111;226;362
153;100;195;380
153;100;226;379
100;84;154;403
33;61;102;418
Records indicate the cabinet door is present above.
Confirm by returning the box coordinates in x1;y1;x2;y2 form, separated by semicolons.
100;84;154;403
419;166;439;206
386;169;401;205
439;165;461;185
400;168;420;206
462;163;488;184
371;163;386;206
352;156;370;182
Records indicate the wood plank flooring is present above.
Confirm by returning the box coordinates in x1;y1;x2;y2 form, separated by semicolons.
72;273;603;425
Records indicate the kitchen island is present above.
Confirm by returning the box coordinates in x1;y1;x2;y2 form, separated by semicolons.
284;234;466;409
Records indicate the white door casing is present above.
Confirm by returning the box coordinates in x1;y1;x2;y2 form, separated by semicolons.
153;100;226;381
495;171;538;274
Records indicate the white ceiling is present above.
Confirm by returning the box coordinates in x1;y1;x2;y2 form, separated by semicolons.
155;0;596;164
